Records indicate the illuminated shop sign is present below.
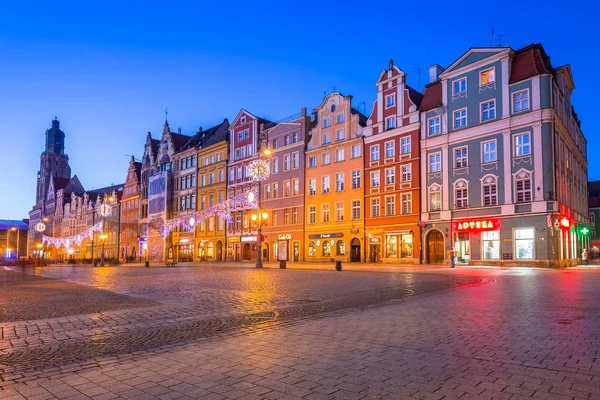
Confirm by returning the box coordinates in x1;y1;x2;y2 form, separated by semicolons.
308;233;343;239
241;235;257;242
453;219;499;232
278;234;292;240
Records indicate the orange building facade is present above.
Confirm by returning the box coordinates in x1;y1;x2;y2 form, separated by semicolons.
304;93;367;263
363;61;423;263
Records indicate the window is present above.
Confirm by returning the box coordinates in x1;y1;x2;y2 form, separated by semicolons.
308;240;316;256
401;194;412;214
241;116;246;124
265;184;271;200
216;153;220;162
352;170;361;189
386;117;396;130
229;168;234;182
292;207;298;224
454;109;467;128
284;135;290;146
401;165;411;182
483;178;498;206
323;133;330;145
237;132;243;142
335;202;344;221
272;157;279;173
218;170;224;182
385;168;395;185
323;117;330;128
482;140;497;163
284;180;291;197
322;176;330;194
241;147;246;159
336;240;345;256
334;148;344;162
513;90;530;112
336;129;344;141
455;186;468;208
430;188;441;211
209;173;214;184
290;152;299;169
385;196;395;216
309;156;317;168
516;178;532;203
247;145;252;156
244;129;249;140
371;198;380;217
336;173;345;192
293;179;299;195
322;204;330;223
482;231;500;259
309;178;316;196
309;206;316;224
480;68;495;86
201;175;206;186
273;183;279;198
322;153;331;165
273;138;278;149
351;200;360;220
385;141;395;158
455;147;468;168
336;113;344;124
386;94;395;108
514;134;531;157
208;217;215;232
371;171;380;188
284;208;290;224
515;228;534;260
453;78;466;94
235;149;240;160
352;145;361;158
209;194;214;207
401;137;411;154
481;100;496;121
590;212;596;224
371;145;380;161
429;153;441;173
428;117;441;135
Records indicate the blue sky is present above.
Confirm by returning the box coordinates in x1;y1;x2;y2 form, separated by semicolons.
0;0;596;220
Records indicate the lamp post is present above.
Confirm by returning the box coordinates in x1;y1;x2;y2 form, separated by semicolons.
99;233;108;266
11;227;19;262
251;211;270;269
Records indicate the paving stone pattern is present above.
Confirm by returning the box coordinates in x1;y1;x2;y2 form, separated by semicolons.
2;266;600;399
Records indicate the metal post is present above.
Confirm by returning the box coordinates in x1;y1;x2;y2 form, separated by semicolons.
101;240;105;266
5;227;9;259
255;179;263;269
16;227;20;262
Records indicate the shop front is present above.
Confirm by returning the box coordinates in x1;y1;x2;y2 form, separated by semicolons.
452;218;500;265
240;235;258;261
271;234;302;262
226;236;240;262
306;233;360;263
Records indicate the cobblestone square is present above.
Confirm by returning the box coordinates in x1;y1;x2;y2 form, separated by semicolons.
2;264;600;399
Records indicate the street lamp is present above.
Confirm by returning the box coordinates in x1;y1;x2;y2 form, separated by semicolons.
251;211;270;269
10;227;19;262
99;233;108;266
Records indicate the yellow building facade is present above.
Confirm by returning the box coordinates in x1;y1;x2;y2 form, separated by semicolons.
304;93;367;263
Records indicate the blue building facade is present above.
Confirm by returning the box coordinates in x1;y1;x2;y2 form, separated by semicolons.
420;44;588;266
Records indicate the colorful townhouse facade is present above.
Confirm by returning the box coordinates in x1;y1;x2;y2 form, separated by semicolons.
226;110;270;262
419;43;587;267
304;93;367;263
120;156;141;261
363;60;423;264
261;109;309;262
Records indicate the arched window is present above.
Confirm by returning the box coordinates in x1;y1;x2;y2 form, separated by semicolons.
207;242;214;258
336;240;345;255
323;241;331;256
429;184;441;211
308;241;316;257
454;179;469;209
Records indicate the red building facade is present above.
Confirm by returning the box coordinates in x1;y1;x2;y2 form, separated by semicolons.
120;156;141;261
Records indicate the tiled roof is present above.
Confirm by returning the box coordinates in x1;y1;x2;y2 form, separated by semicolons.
407;86;424;109
171;133;192;152
510;43;552;83
420;81;442;111
181;119;230;151
53;177;70;191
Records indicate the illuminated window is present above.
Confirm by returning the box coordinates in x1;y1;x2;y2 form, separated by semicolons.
308;241;316;256
336;240;345;255
515;228;534;260
482;231;500;259
480;68;495;86
322;204;330;223
335;202;344;221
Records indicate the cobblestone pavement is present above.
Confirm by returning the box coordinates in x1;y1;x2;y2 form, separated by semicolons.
3;266;600;399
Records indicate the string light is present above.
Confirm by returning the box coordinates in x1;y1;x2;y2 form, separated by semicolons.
35;222;46;232
42;221;104;249
160;190;258;238
248;159;271;182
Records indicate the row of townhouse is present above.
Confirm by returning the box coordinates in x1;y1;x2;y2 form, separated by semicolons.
30;43;589;267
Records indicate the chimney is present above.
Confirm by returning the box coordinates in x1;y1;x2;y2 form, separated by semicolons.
428;64;445;83
178;127;182;134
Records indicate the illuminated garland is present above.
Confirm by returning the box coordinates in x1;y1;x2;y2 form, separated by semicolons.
42;221;104;249
160;190;257;238
248;159;271;182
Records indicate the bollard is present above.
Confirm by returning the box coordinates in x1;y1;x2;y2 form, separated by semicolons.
145;261;149;268
335;260;342;271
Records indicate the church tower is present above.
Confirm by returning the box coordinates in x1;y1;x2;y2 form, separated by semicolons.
36;118;71;205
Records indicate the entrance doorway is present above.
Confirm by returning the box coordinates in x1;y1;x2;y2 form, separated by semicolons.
454;233;470;264
216;241;223;261
350;238;361;262
426;230;445;263
293;241;299;261
243;243;251;261
369;243;380;263
262;242;269;260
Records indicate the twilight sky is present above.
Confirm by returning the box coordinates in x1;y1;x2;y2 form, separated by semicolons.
0;1;596;220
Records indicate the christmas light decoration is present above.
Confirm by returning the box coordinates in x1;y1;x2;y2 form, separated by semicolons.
248;159;271;182
35;222;46;232
42;221;104;249
160;190;258;238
